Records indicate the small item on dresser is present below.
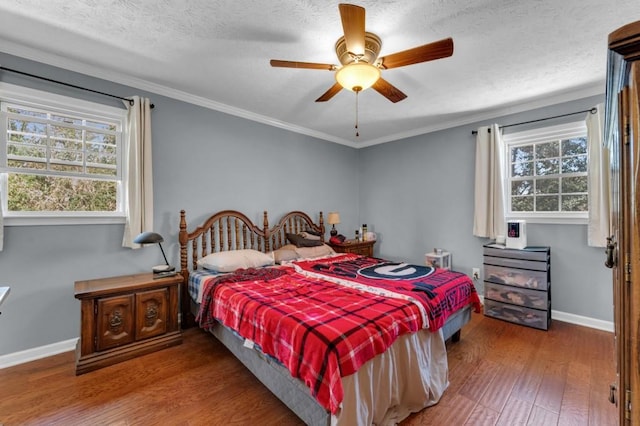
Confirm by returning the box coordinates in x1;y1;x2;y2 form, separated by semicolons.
330;235;346;245
425;250;452;270
506;220;527;249
362;224;368;240
355;229;360;241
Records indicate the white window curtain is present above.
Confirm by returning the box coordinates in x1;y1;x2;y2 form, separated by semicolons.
122;96;153;248
473;124;506;239
586;103;609;247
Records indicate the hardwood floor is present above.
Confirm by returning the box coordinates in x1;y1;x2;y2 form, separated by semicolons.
0;314;617;425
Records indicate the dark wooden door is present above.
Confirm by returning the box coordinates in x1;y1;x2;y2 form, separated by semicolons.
610;59;640;426
608;20;640;424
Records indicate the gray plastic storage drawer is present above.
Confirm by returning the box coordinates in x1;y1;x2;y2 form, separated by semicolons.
484;264;548;291
483;255;549;272
483;246;549;262
484;299;549;330
484;282;548;311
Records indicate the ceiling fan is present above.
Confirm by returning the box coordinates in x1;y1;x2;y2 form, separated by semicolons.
270;3;454;103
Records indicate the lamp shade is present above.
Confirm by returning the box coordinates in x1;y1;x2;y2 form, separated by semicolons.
134;231;164;244
327;212;341;225
335;62;381;92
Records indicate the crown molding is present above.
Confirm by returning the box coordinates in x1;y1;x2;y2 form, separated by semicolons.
0;42;358;148
1;41;603;149
356;82;605;148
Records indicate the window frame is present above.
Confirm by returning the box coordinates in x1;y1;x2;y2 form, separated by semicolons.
0;82;127;226
502;121;589;225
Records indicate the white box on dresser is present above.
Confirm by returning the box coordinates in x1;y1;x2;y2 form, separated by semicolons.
483;244;551;330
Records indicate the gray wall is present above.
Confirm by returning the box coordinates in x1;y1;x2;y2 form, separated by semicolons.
0;52;360;355
359;95;613;322
0;51;612;357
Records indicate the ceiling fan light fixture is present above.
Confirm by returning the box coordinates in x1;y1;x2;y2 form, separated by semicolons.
335;62;380;92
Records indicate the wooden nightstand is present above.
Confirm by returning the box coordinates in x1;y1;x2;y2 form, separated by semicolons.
329;239;376;257
74;273;182;375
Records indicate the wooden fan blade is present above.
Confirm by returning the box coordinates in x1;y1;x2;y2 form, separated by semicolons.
372;78;407;103
270;60;335;70
339;3;365;56
315;83;343;102
378;37;454;70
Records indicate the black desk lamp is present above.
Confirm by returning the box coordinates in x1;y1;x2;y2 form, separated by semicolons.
134;232;176;277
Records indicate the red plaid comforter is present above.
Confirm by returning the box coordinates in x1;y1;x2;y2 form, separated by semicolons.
195;255;480;414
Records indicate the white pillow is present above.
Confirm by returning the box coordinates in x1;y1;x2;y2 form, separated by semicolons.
294;244;335;259
197;249;275;272
271;245;300;264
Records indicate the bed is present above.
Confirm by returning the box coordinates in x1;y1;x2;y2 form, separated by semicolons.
178;209;480;426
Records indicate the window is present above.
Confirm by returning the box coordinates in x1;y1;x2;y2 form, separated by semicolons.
0;82;127;225
503;121;588;224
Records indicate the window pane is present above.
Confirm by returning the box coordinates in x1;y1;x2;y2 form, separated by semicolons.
512;161;533;177
511;145;533;162
536;195;559;211
512;180;533;195
8;143;46;160
8;173;117;212
562;137;587;156
7;106;47;118
561;194;588;211
87;165;117;176
561;155;587;173
86;121;117;132
535;141;559;158
535;159;559;176
87;143;117;158
50;124;82;140
86;132;116;146
50;163;84;173
50;138;83;151
87;152;116;166
9;133;47;146
536;178;559;194
8;159;46;170
562;176;588;193
50;114;83;126
50;148;82;163
512;196;533;211
9;118;46;134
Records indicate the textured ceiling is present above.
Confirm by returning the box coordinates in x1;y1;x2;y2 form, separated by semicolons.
0;0;638;147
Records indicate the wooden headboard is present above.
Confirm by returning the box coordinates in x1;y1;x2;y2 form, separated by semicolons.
178;209;324;328
268;210;325;250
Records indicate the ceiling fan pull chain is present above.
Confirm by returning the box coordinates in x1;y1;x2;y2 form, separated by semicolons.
355;90;359;137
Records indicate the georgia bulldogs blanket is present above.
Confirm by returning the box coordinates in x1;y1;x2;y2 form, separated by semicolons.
292;253;482;330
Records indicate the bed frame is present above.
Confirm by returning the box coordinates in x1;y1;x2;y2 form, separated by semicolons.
177;208;470;425
178;209;324;327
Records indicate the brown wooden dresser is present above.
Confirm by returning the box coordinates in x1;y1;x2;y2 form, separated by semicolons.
328;239;376;257
74;272;182;375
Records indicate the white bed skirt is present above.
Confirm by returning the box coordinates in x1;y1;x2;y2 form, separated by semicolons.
336;327;449;425
208;318;449;426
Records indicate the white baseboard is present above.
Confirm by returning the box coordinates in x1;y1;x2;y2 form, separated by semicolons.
0;338;77;369
551;310;614;332
0;306;614;369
